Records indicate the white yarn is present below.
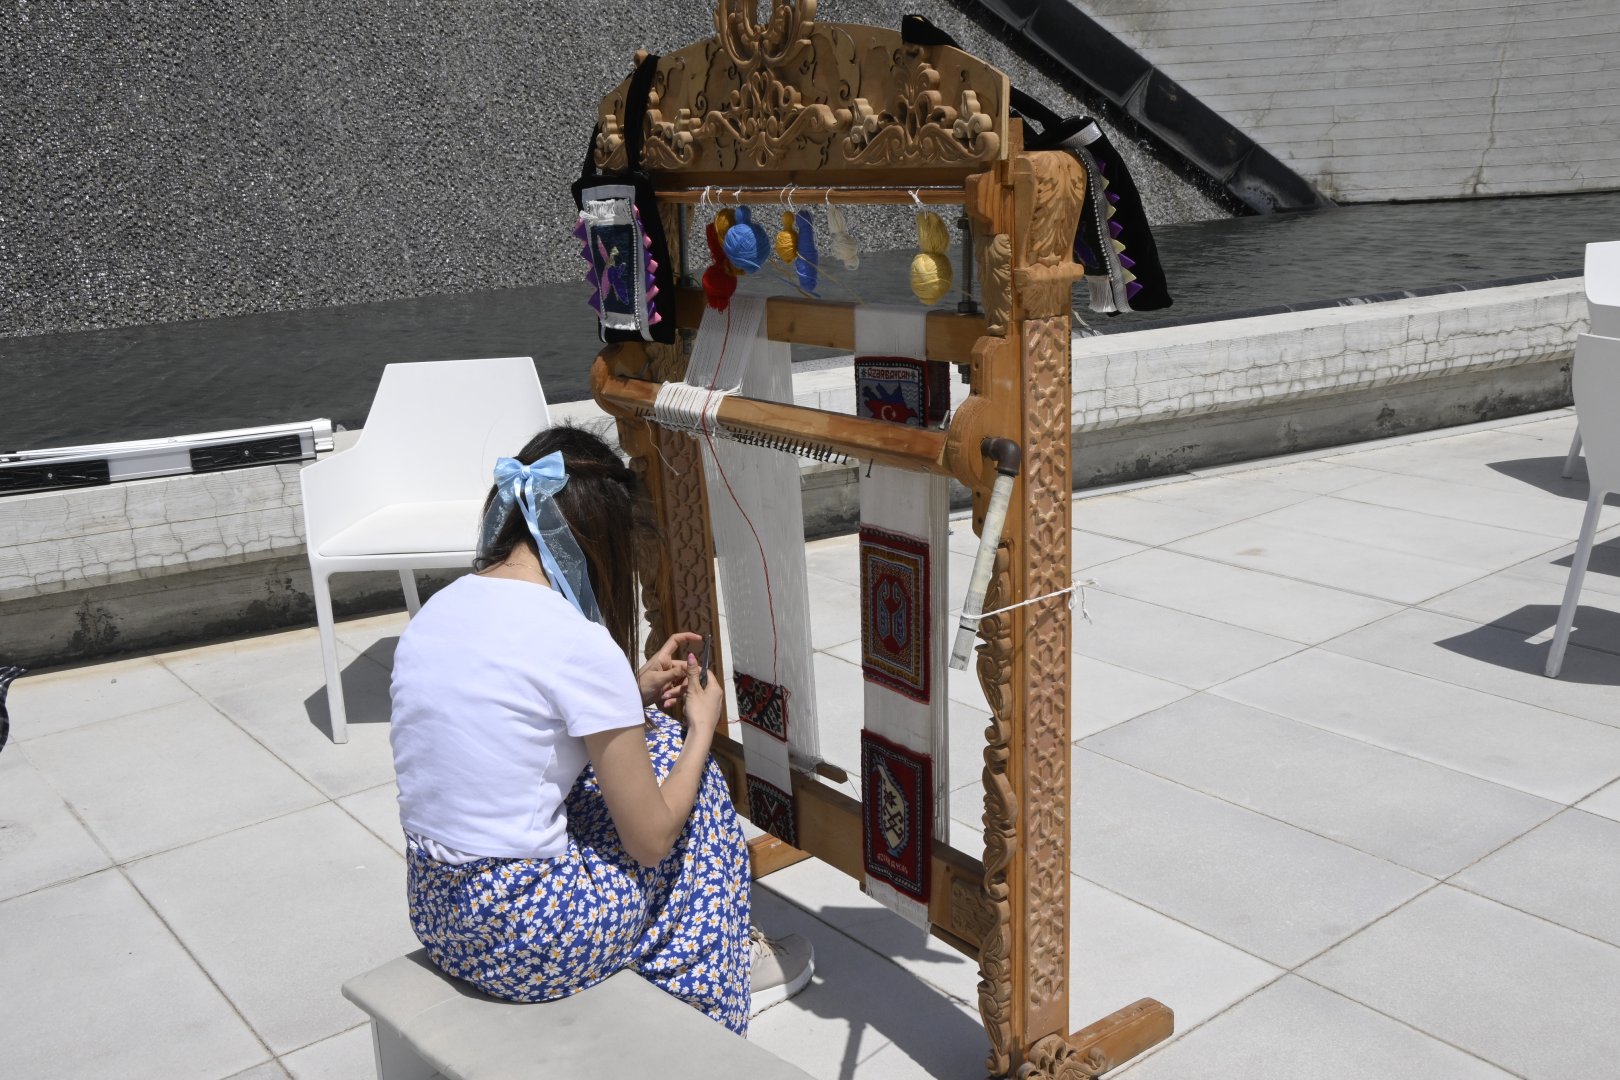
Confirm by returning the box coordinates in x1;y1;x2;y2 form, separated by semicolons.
853;305;945;933
672;297;821;819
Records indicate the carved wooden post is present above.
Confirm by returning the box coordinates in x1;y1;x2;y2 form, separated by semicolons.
969;146;1088;1077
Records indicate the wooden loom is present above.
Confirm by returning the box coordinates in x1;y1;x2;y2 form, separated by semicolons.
587;3;1173;1076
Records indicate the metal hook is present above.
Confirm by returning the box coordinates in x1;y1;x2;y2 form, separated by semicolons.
909;188;923;210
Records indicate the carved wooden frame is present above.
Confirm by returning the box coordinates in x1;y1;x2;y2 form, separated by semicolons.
588;4;1170;1075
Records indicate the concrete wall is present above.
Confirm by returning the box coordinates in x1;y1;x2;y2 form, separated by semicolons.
1076;0;1620;202
2;280;1585;670
1;0;1224;338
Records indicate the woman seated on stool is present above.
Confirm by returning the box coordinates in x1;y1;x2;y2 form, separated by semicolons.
390;426;812;1033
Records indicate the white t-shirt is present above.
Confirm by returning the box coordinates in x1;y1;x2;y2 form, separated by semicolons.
390;574;643;862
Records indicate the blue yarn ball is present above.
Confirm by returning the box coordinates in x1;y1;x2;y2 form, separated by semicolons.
723;207;768;273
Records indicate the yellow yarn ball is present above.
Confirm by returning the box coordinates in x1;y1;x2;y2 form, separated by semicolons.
774;225;798;265
916;211;951;255
910;251;953;305
713;209;743;276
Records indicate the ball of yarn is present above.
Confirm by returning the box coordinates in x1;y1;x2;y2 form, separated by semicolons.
723;207;769;273
910;251;953;305
774;211;799;265
702;262;737;310
917;211;951;255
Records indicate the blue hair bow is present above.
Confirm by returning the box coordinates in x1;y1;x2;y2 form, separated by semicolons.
478;452;602;624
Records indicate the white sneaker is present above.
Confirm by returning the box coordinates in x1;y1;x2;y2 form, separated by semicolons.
749;926;814;1015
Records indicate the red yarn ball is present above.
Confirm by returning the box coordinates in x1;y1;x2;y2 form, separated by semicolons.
702;262;737;310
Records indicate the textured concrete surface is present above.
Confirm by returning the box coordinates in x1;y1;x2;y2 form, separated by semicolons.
5;410;1619;1080
1077;0;1620;202
1;0;1225;338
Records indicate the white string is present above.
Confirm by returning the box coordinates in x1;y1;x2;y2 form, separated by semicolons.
954;576;1097;624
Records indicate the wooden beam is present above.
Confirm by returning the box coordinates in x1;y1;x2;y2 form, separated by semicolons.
671;289;985;363
712;735;989;955
748;834;812;880
659;185;964;206
1069;1000;1175;1074
592;359;953;475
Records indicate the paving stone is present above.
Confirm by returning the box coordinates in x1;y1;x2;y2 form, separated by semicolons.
1069;529;1148;571
1069;876;1280;1036
279;1024;374;1080
1423;569;1620;656
746;886;988;1080
1084;694;1558;877
224;1063;292;1080
7;654;198;740
1069;589;1302;690
164;630;400;798
1250;497;1559;573
1326;607;1620;727
1069;652;1193;741
1111;473;1318;523
0;871;265;1080
1226;459;1391;495
124;803;416;1055
1332;469;1617;538
1322;428;1571;494
337;780;405;857
1170;518;1486;604
1117;976;1513;1080
1090;548;1399;644
1070;491;1234;546
332;610;409;669
1214;650;1620;803
1453;810;1620;947
1578;778;1620;823
0;746;112;901
24;696;323;861
1304;886;1620;1080
1070;751;1427;967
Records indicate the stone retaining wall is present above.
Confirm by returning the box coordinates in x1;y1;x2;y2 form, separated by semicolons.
2;280;1585;669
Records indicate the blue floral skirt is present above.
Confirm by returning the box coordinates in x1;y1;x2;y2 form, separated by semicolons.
405;708;751;1033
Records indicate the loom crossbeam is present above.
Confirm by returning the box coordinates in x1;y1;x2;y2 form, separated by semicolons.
710;734;991;951
671;288;986;363
593;351;955;476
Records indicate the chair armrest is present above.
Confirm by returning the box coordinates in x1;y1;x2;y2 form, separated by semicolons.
299;444;385;553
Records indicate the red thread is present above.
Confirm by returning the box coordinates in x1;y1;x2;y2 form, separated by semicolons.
698;307;781;680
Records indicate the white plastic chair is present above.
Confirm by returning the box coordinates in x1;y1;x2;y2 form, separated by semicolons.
1547;333;1620;678
299;357;550;741
1561;242;1620;477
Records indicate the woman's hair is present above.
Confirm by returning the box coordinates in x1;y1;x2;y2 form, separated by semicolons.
475;426;642;660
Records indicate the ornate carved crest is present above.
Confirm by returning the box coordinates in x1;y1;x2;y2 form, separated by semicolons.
595;0;1008;175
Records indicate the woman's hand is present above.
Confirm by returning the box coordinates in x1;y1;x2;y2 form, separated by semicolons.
681;651;724;738
636;631;702;709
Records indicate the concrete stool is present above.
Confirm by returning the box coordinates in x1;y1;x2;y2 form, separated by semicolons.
342;950;816;1080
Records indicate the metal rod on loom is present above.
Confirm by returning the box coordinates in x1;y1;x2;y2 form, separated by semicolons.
949;438;1022;670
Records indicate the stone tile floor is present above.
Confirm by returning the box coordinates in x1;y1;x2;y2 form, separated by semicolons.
5;407;1620;1080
